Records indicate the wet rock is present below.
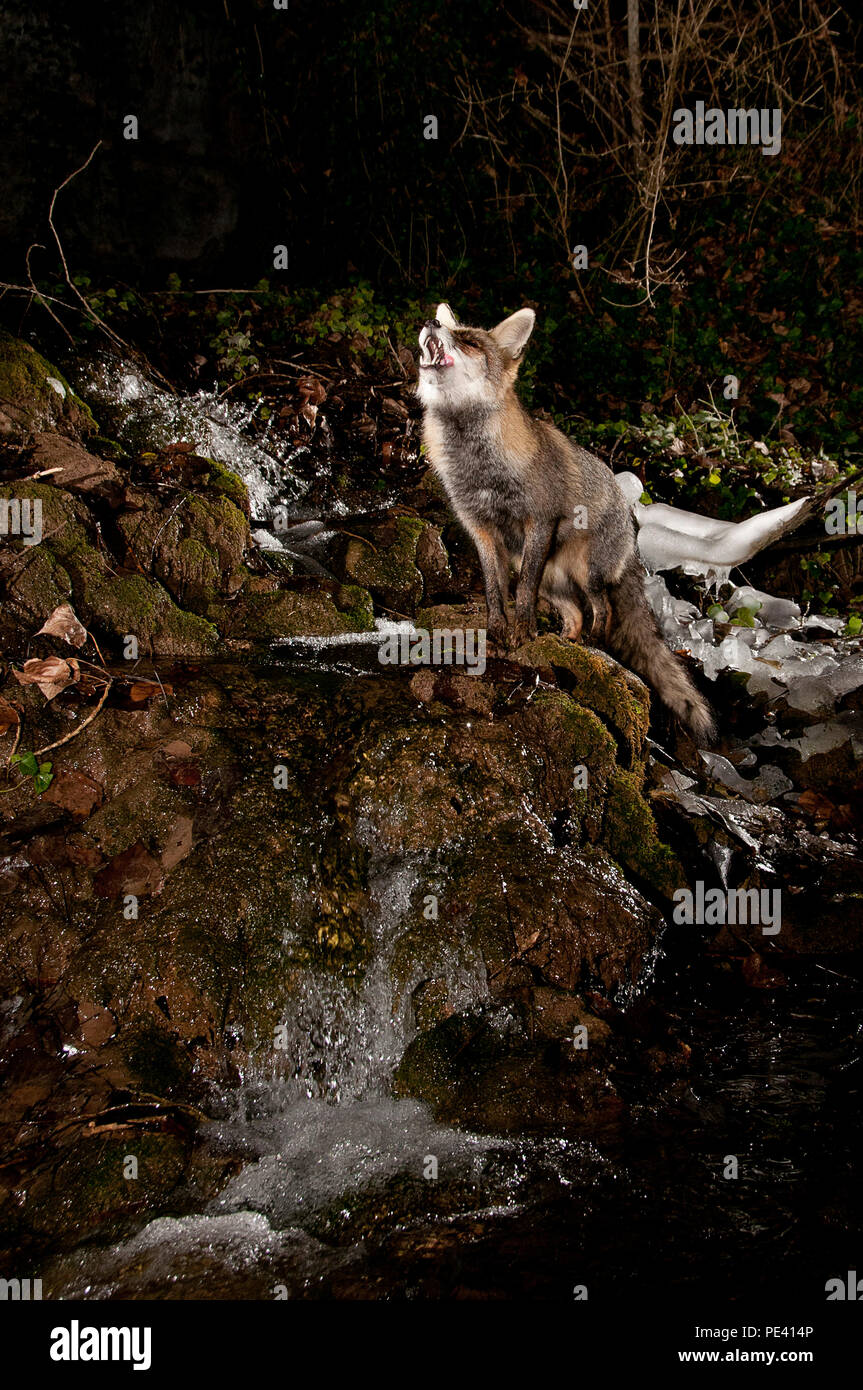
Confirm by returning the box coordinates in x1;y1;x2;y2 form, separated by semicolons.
334;514;425;613
653;780;863;952
514;635;651;765
116;491;249;610
0;615;700;1257
30;432;120;497
0;482;219;657
394;1001;614;1132
414;523;452;596
218;582;375;643
0;334;97;442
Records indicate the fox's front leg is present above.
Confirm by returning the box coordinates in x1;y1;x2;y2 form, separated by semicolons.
513;517;555;647
470;525;510;649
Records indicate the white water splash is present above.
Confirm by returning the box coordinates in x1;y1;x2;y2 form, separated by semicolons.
77;352;308;525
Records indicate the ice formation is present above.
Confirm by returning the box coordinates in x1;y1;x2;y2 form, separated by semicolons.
615;470;810;587
643;572;863;721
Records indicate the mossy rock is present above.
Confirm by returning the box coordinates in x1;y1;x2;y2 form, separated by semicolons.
80;572;220;656
0;482;219;656
515;635;651;764
604;767;682;900
393;1004;611;1132
415;599;487;633
338;514;425;611
0;332;97;440
116;491;249;611
224;584;375;642
16;1131;192;1252
201;457;251;517
0;544;73;642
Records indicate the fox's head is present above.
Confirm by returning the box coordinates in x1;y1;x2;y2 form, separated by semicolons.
417;303;535;411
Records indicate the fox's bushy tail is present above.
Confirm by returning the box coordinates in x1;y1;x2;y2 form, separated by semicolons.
608;561;716;744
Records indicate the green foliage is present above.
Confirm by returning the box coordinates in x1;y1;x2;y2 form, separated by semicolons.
730;606;759;628
211;325;260;380
9;751;54;795
570;399;835;520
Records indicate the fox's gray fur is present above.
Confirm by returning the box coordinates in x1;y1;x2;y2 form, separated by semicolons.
417;302;715;743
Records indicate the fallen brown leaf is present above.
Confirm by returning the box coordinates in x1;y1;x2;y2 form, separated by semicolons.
93;840;164;898
0;696;20;735
12;656;79;701
41;768;104;819
128;680;172;703
36;603;88;648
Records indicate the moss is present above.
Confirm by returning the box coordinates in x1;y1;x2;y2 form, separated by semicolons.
80;573;219;656
186;493;248;556
0;545;72;631
233;586;375;641
524;689;617;837
604;767;682;900
0;332;97;437
20;1131;192;1257
515;635;651;762
202;457;251;515
416;599;487;632
116;491;250;615
262;551;296;577
341;514;425;609
528;688;617;769
174;535;221;600
89;435;127;460
335;583;375;625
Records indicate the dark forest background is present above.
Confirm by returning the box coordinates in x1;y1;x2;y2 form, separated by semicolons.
1;0;862;455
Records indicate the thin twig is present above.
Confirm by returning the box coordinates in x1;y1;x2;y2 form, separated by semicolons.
35;679;112;757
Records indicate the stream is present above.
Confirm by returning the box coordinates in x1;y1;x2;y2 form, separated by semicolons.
3;349;862;1303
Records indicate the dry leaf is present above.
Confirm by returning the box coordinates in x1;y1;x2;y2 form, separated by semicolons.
0;696;20;735
41;769;104;819
161;815;194;871
36;603;88;648
161;740;193;758
128;680;171;703
93;840;164;898
12;656;78;701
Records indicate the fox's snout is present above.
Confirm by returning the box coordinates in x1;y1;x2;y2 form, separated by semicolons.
418;319;456;372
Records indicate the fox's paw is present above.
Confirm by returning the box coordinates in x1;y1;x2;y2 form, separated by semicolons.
486;619;509;654
511;616;537;649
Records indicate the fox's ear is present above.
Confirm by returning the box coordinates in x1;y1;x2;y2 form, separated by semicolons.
491;307;535;359
435;302;458;329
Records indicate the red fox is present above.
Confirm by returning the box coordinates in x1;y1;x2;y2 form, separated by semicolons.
417;302;715;743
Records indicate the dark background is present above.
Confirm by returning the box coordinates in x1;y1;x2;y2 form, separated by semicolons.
1;0;862;448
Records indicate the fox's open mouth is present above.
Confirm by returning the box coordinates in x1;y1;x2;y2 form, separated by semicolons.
419;337;455;370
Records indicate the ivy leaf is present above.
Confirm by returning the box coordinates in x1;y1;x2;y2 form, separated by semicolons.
34;768;54;795
731;607;758;628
